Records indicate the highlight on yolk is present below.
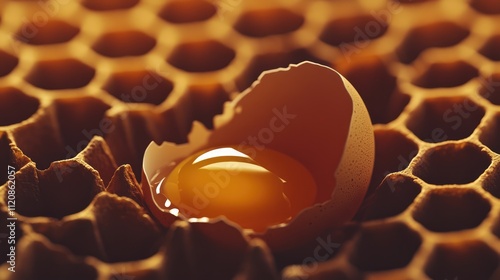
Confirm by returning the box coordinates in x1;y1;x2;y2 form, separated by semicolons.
156;145;317;232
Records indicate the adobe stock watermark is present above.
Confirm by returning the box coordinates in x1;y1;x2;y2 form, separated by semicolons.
216;0;242;21
171;106;297;218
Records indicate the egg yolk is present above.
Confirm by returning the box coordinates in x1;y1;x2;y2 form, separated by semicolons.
157;145;317;232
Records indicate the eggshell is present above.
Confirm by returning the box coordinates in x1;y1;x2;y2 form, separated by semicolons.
142;61;374;253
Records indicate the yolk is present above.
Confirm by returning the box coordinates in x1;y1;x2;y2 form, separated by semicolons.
157;145;317;232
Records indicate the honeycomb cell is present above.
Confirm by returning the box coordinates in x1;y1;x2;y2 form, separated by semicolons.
397;22;470;64
335;55;410;124
359;174;422;221
470;0;500;14
159;0;216;23
167;40;236;72
103;70;173;105
479;114;500;154
320;14;388;47
479;35;500;61
348;223;422;271
25;59;95;90
186;84;230;128
425;241;498;279
14;20;79;45
413;188;491;232
479;73;500;105
406;97;485;143
234;8;304;37
0;49;18;77
413;61;479;88
81;0;139;11
483;163;500;198
413;143;491;185
92;31;156;58
0;87;40;126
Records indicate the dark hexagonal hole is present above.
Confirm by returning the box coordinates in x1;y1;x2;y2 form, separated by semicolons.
320;14;388;47
234;8;304;37
25;59;95;90
0;87;40;126
81;0;139;11
167;40;235;72
479;35;500;61
92;31;156;58
0;49;18;77
470;0;500;15
14;20;79;45
185;84;230;129
413;61;479;88
159;0;216;23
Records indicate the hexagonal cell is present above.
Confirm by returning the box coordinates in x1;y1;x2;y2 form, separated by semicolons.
359;174;422;221
470;0;500;14
425;241;498;279
92;31;156;58
480;114;500;154
413;61;479;88
0;87;40;126
25;59;95;90
320;14;388;47
483;164;500;198
348;223;422;272
406;97;485;143
81;0;139;11
234;8;304;37
335;55;410;124
186;84;230;128
479;35;500;61
167;40;236;72
0;49;18;77
102;71;173;105
159;0;216;23
413;188;491;232
413;143;491;185
479;73;500;105
14;20;79;45
397;22;470;64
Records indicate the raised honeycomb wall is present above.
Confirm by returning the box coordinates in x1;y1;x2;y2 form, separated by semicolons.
0;0;500;279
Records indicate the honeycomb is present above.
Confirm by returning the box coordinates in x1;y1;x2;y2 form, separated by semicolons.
1;0;500;279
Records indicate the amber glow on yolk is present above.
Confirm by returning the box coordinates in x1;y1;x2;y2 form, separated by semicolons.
158;145;317;232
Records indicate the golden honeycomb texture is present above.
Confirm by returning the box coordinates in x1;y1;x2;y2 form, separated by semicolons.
1;0;500;279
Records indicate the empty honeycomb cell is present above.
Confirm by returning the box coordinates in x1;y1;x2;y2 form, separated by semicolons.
234;8;304;37
413;143;491;185
483;163;500;198
425;240;498;279
406;97;485;143
167;40;236;72
479;35;500;61
81;0;139;11
158;0;217;23
0;87;40;126
479;73;500;105
102;70;173;105
413;61;479;88
479;114;500;154
335;55;410;124
348;223;422;271
14;20;79;45
320;14;388;47
413;188;491;232
470;0;500;14
359;174;422;221
186;84;230;128
92;31;156;58
0;49;18;77
397;22;470;64
25;59;95;90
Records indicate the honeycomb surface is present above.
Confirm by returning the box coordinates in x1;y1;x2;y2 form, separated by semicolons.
1;0;500;279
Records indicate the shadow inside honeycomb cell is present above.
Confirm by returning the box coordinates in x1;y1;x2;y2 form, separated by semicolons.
470;0;500;14
81;0;139;11
413;143;491;185
159;0;216;23
335;55;410;124
396;22;469;64
167;40;236;72
14;20;79;45
479;35;500;61
320;14;388;47
348;223;422;272
425;240;498;279
0;49;18;77
406;97;484;143
103;71;173;105
413;61;479;88
483;163;500;198
92;31;156;58
0;87;39;126
479;73;500;105
413;188;491;232
185;84;230;128
25;59;95;90
234;8;304;37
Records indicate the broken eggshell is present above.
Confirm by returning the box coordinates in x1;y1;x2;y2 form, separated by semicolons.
142;61;374;253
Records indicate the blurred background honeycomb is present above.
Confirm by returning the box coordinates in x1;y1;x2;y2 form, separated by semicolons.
1;0;500;279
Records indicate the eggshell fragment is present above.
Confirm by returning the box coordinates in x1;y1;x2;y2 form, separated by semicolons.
142;61;374;253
